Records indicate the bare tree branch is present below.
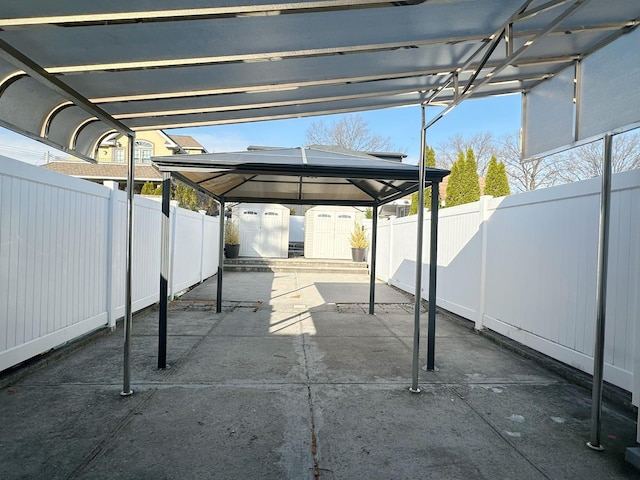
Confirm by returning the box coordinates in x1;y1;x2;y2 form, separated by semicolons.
305;114;394;152
436;132;496;175
498;132;562;192
554;131;640;182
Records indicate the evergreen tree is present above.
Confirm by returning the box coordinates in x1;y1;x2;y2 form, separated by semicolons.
154;184;162;196
463;147;480;203
410;145;437;214
444;152;464;207
174;182;198;210
409;192;419;215
424;145;437;210
484;155;500;197
485;155;511;197
140;181;155;195
496;162;511;197
445;148;482;207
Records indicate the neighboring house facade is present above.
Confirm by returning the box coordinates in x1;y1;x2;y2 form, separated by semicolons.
43;130;206;192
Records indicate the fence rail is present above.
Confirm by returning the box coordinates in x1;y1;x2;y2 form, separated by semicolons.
0;157;219;372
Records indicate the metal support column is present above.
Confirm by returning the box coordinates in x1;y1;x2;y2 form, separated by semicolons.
426;180;440;371
587;134;613;451
121;134;135;396
410;107;427;393
216;200;225;313
368;205;379;315
158;172;171;369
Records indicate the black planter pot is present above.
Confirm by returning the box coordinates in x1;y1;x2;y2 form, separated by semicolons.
225;244;240;259
351;247;367;262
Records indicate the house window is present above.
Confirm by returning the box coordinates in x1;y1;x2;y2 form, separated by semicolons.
134;140;153;164
113;148;125;163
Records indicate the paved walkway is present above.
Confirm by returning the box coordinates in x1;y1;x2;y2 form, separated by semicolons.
1;271;638;479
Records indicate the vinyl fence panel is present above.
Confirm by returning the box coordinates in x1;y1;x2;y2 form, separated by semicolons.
375;169;640;400
0;157;109;371
0;157;219;372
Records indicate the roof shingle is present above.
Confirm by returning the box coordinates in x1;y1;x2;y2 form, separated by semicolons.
42;162;162;181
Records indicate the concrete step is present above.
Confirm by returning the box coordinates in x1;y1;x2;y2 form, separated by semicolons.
223;257;369;274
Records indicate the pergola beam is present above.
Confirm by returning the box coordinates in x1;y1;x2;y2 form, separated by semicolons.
424;0;588;129
0;38;133;137
0;1;426;28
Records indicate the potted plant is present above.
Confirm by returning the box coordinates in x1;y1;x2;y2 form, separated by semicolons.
350;222;370;262
224;220;240;259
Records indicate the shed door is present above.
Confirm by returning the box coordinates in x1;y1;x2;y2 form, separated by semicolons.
239;209;260;257
335;213;355;258
260;210;282;257
314;213;335;258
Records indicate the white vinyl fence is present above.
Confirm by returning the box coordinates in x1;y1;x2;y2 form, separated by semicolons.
0;156;219;372
374;169;640;405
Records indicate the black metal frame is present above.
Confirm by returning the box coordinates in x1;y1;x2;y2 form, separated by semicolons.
155;152;448;379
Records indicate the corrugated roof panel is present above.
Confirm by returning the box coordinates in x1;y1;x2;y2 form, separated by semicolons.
0;0;638;159
0;2;515;70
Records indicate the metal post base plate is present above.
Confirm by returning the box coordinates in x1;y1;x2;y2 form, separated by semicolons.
586;441;605;452
120;390;134;397
408;387;421;394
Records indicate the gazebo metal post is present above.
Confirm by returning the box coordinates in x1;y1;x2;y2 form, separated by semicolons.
410;106;427;393
158;172;171;369
426;180;440;371
587;133;613;451
216;199;225;313
368;204;378;315
121;134;135;396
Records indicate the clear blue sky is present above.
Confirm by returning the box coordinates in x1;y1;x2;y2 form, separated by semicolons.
167;94;521;165
0;94;521;165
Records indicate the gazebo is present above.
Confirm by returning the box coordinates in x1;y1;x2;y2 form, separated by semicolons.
152;146;449;388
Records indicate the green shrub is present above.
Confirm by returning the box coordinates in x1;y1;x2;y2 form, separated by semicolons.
141;181;156;195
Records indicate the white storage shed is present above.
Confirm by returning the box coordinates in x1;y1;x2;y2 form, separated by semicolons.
232;203;290;258
304;206;364;260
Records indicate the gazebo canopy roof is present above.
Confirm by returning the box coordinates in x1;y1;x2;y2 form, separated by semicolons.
153;146;449;206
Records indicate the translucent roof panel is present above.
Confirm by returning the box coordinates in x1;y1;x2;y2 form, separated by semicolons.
0;1;638;160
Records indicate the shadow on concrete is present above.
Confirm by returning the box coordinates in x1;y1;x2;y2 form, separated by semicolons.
0;272;637;479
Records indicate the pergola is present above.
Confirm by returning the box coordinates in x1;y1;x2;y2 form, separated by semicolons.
0;0;639;452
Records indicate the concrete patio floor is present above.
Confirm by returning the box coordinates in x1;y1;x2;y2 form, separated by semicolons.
1;271;638;479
